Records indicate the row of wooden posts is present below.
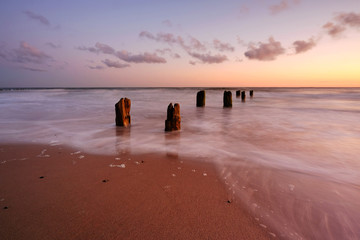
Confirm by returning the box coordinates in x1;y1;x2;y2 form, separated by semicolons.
115;90;254;131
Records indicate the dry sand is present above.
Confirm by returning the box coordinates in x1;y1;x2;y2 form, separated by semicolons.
0;143;272;240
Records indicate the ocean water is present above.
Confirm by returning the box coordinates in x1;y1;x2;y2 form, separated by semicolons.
0;87;360;239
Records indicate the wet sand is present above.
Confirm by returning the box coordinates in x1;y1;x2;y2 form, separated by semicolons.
0;144;272;240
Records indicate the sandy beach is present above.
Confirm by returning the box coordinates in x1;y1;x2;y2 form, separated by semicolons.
0;143;272;240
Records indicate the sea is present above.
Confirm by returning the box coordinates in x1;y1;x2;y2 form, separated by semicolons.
0;87;359;239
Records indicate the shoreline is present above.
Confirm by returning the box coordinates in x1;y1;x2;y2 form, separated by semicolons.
0;143;273;240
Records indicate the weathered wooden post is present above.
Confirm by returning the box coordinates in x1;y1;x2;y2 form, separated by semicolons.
115;98;131;127
241;91;246;102
165;103;181;131
223;91;232;107
250;90;254;97
236;90;241;98
196;90;205;107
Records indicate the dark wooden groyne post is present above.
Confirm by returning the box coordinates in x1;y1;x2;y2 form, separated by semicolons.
196;90;205;107
165;103;181;131
223;91;232;107
115;98;131;127
241;91;246;102
250;90;254;97
236;90;241;98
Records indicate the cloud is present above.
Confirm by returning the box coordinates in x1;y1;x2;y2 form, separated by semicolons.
239;5;250;16
95;42;115;54
244;37;285;61
293;38;316;54
21;66;47;72
102;59;130;68
323;22;346;37
236;36;248;47
323;12;360;37
77;42;115;54
88;65;105;70
156;48;172;55
0;42;52;71
213;39;235;52
188;52;228;64
336;12;360;28
269;0;300;15
46;42;61;49
0;44;9;60
189;36;206;51
77;42;166;64
23;11;50;26
77;46;99;53
115;51;166;63
139;31;181;45
139;31;205;52
156;48;181;59
140;31;233;64
13;41;52;64
172;53;181;59
189;61;196;65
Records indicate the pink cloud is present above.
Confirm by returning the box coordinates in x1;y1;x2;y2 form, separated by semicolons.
156;48;181;59
23;10;50;26
102;59;130;68
115;51;166;64
88;65;105;70
188;52;228;64
244;37;285;61
189;37;206;51
140;31;233;64
14;41;52;64
77;46;98;53
323;12;360;38
45;42;61;49
95;42;115;54
21;66;47;72
139;31;180;45
172;53;181;59
77;42;166;64
213;39;235;52
336;12;360;28
293;38;316;54
139;31;203;52
323;22;346;37
269;0;300;15
239;5;250;16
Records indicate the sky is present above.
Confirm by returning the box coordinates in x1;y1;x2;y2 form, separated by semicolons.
0;0;359;87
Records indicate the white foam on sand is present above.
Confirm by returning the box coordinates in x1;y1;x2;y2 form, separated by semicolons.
70;151;81;155
37;149;50;158
109;163;125;168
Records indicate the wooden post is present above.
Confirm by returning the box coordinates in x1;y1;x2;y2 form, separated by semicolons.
196;90;205;107
165;103;181;131
115;98;131;127
223;91;232;107
241;91;246;102
250;90;254;97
